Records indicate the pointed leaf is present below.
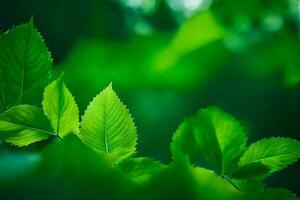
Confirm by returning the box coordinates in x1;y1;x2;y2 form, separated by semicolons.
79;84;137;163
232;137;300;180
0;21;52;109
0;105;54;146
42;75;79;137
195;107;247;174
171;107;247;175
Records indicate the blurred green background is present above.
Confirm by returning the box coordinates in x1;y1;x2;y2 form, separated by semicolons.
0;0;300;199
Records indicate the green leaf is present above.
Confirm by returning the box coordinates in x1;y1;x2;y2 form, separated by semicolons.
79;83;137;164
195;107;247;174
117;157;166;184
0;105;54;146
170;118;199;164
42;74;79;137
0;21;52;110
232;137;300;180
230;161;271;180
171;107;247;175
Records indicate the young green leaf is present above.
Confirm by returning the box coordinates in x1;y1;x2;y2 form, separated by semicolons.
117;157;166;184
0;20;52;109
171;107;247;175
232;137;300;180
42;74;79;137
0;105;54;146
79;83;137;164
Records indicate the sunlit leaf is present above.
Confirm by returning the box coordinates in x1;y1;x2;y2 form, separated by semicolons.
42;74;79;137
79;83;137;164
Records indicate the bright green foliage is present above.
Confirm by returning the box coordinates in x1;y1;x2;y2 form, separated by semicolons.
232;137;300;180
169;107;300;197
42;74;79;137
0;105;54;146
171;107;247;175
117;157;166;183
170;107;300;193
79;84;137;164
0;21;52;110
1;17;300;200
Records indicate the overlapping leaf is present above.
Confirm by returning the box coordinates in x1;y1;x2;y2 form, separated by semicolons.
0;105;54;146
232;137;300;180
171;107;247;175
79;84;137;163
42;75;79;137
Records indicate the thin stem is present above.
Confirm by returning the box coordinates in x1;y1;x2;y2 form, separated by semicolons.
55;135;63;140
222;175;241;191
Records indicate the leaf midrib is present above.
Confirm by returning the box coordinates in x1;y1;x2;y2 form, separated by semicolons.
210;125;224;175
56;81;64;136
0;119;55;136
18;26;31;105
241;152;291;167
103;93;109;156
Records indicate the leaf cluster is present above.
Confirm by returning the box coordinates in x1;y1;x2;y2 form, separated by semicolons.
0;21;299;200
